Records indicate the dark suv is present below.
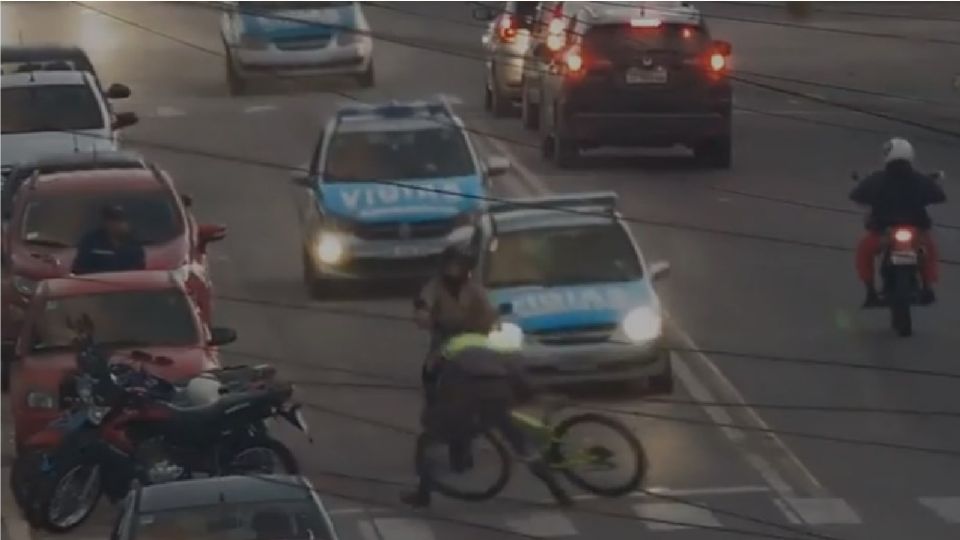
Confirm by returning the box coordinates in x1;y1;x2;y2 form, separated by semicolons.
535;4;733;168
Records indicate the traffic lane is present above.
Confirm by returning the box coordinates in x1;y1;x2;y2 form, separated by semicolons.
474;105;960;504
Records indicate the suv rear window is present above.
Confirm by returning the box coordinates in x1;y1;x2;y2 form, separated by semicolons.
511;1;538;29
1;84;103;134
584;23;709;58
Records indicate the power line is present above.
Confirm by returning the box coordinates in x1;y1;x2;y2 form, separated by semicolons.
721;2;960;24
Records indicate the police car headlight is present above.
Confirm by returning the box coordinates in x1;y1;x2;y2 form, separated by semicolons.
622;307;662;343
27;391;57;409
12;275;38;296
487;322;524;351
316;233;345;265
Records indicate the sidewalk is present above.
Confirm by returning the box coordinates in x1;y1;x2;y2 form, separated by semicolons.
2;396;32;540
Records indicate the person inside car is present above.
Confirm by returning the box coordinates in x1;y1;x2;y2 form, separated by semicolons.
850;138;946;306
71;204;146;275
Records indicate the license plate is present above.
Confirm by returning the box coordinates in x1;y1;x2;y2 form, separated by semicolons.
625;67;667;84
890;251;918;265
294;409;310;437
392;245;429;258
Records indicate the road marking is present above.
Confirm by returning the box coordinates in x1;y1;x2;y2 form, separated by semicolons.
672;355;745;443
782;497;861;525
155;106;185;118
505;511;577;537
634;502;721;531
772;498;804;525
918;496;960;523
485;135;548;194
243;104;277;114
646;485;772;497
367;518;435;540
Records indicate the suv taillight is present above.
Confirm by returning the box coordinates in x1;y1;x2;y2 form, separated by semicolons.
709;52;727;72
498;14;518;42
563;45;583;73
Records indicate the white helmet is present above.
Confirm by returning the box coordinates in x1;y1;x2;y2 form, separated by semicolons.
882;137;915;165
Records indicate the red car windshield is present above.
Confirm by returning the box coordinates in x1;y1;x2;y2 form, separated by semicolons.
30;290;199;353
19;191;183;248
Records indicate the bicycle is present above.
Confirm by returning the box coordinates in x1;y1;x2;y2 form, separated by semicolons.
414;397;648;501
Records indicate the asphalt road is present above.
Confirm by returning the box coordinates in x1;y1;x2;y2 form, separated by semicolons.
3;2;960;540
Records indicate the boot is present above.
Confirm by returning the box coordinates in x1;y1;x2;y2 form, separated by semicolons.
862;283;881;308
919;286;936;305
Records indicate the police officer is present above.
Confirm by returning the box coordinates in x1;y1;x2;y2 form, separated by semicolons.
72;204;146;275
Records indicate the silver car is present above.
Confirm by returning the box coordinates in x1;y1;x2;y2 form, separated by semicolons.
476;2;540;117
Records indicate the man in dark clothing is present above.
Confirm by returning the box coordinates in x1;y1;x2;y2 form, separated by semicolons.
850;138;946;306
71;205;146;275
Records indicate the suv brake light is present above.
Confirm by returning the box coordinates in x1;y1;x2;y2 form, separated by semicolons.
709;52;726;71
498;14;518;42
546;18;567;51
564;46;583;73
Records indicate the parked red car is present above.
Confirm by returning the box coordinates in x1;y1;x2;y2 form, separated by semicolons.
1;166;226;354
8;270;236;447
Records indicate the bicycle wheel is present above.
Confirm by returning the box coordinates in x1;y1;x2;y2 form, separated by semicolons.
550;413;647;497
414;431;512;501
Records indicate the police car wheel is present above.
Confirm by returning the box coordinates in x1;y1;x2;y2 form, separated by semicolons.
301;248;328;298
553;135;580;169
646;358;674;395
226;56;246;96
356;62;375;88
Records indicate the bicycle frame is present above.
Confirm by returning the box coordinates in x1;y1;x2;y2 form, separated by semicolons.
509;408;599;470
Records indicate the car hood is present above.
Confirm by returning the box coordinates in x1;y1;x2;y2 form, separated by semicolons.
9;235;191;280
19;346;217;393
319;175;484;223
240;4;356;40
1;130;115;168
488;281;655;333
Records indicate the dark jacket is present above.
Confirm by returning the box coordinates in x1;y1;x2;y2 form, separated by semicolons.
849;161;946;231
71;229;146;275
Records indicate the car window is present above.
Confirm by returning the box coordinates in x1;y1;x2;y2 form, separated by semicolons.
20;191;183;247
135;500;334;540
583;23;710;58
30;290;199;353
485;224;643;288
324;126;474;182
1;84;104;134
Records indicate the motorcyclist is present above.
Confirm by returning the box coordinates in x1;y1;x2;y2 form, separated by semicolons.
71;204;146;275
401;333;573;508
850;138;946;306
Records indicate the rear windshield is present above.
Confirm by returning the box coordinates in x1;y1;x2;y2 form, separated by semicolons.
31;290;198;353
20;191;182;247
1;85;103;134
584;23;710;57
325;126;475;182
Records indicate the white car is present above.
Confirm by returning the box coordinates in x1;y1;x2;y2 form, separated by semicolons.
220;1;374;95
1;71;138;179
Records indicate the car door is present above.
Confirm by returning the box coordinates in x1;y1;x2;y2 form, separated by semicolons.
295;127;326;236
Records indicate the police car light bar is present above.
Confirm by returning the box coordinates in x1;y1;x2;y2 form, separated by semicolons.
335;99;452;120
489;191;619;214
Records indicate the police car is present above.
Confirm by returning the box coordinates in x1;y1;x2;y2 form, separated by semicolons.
293;99;510;296
220;1;375;95
479;192;673;392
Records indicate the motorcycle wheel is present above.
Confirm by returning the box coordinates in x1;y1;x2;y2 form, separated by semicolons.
37;454;103;533
889;267;914;337
222;437;299;476
10;450;48;527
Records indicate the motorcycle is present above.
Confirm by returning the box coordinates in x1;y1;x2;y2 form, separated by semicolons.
852;171;943;337
14;318;310;532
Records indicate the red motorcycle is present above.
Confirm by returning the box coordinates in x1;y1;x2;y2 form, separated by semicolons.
875;225;926;337
13;319;308;532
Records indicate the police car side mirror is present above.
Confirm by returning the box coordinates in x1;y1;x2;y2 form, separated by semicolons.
472;5;497;22
208;327;238;347
485;156;510;178
498;302;513;315
712;40;732;56
649;260;671;281
112;112;138;130
291;172;314;189
180;193;193;208
106;83;131;99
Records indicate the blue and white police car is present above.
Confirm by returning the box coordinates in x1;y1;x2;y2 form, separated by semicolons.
220;1;374;95
480;192;673;393
294;99;510;296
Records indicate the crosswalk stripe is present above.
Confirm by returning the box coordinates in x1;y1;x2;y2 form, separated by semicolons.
918;496;960;523
367;517;435;540
634;502;721;531
505;511;578;537
782;497;861;525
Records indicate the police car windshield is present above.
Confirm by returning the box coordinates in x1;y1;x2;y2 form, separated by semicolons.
485;225;642;288
135;499;334;540
324;126;474;182
20;192;182;247
31;290;198;352
1;85;103;134
585;23;709;58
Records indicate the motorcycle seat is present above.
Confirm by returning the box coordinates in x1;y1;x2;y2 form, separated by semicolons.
164;389;271;428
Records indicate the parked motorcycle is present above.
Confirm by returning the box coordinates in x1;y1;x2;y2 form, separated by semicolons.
13;317;309;532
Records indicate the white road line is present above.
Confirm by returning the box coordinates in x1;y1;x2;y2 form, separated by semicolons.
357;520;383;540
634;502;722;531
243;104;277;114
505;511;578;537
485;136;548;194
155;106;185;118
671;354;745;443
782;497;862;525
560;484;772;503
918;496;960;523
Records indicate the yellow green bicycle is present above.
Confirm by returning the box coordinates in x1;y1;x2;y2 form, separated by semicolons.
415;399;648;501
